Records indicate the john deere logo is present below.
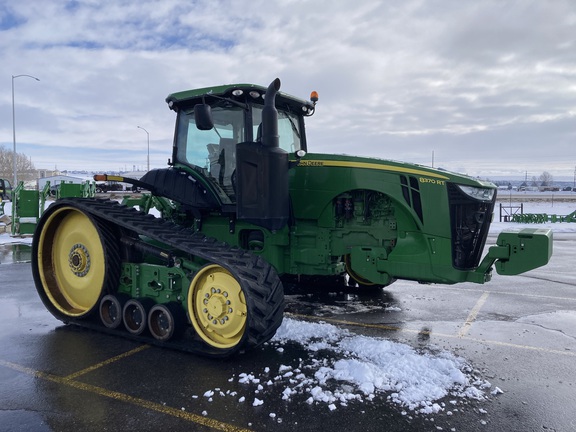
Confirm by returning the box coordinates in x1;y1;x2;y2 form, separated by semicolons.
298;160;324;167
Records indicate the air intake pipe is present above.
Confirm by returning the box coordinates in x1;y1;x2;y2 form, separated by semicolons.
261;78;281;148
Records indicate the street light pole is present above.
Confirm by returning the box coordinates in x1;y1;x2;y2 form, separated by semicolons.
12;74;40;187
137;126;150;172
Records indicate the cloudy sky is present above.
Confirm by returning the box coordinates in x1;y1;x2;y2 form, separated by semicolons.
1;0;575;180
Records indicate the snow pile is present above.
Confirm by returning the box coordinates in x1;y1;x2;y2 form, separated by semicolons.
266;318;490;414
196;318;492;417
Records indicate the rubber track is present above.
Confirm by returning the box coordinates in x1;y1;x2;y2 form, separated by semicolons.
43;198;285;358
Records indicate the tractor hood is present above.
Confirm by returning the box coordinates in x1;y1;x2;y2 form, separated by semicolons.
295;153;496;191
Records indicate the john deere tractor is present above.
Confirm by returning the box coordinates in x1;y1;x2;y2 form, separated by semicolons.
32;78;552;357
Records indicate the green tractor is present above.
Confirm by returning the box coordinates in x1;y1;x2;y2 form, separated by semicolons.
32;78;552;357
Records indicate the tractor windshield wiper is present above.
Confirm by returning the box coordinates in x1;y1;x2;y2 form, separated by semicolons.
283;110;301;140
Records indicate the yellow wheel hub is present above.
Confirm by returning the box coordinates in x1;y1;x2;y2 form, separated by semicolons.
37;207;106;317
69;244;91;276
188;265;247;349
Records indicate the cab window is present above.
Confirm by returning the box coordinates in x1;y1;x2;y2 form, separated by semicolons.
174;102;302;201
176;105;244;198
251;106;302;153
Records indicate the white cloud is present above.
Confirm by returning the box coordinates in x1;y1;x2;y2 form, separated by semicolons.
0;0;575;177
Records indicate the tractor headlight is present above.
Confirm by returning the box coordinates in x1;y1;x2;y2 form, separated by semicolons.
456;185;495;201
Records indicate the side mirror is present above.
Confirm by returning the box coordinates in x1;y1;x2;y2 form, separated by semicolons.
194;104;214;130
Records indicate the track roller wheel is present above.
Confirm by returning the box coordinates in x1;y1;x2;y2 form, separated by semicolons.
188;265;247;350
99;294;129;329
148;303;186;341
32;204;120;319
345;254;378;287
344;254;395;290
187;261;285;356
123;298;154;335
186;260;285;356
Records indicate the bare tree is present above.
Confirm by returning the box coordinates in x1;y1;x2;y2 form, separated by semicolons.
539;171;553;187
0;145;36;182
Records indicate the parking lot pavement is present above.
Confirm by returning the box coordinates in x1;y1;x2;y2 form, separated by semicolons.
1;235;575;432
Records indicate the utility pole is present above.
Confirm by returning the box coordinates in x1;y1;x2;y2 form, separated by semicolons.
12;74;40;186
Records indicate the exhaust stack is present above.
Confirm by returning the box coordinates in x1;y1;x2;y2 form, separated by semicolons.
261;78;281;148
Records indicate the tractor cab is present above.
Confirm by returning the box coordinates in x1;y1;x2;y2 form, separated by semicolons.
156;79;316;230
178;94;304;197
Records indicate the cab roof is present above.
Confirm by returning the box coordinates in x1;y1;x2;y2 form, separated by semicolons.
166;83;314;113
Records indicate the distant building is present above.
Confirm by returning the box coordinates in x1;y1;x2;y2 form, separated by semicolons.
37;169;60;179
37;175;84;191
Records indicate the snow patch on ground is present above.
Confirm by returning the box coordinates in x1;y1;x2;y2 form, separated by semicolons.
0;234;33;245
270;318;490;414
198;318;494;419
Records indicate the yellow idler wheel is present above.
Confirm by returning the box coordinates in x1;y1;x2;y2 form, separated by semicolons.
188;264;248;349
344;254;377;287
36;206;108;317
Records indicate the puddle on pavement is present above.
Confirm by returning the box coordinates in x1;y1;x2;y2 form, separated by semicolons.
283;277;401;317
0;244;32;264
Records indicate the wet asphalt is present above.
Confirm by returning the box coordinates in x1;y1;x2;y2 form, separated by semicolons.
0;233;575;432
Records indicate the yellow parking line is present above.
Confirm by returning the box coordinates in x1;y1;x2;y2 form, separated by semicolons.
64;345;150;380
463;338;576;356
429;285;576;302
0;358;252;432
458;291;490;337
287;313;576;357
